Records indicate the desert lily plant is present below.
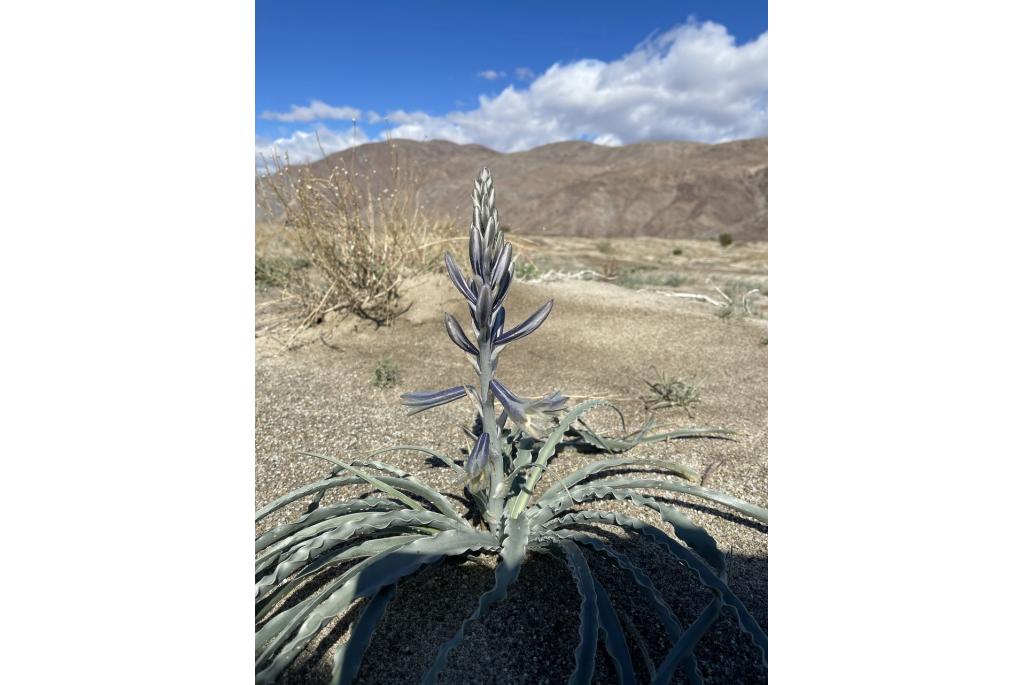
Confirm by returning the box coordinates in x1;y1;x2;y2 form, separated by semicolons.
255;169;768;684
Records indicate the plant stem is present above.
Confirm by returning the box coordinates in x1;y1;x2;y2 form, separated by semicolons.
477;341;505;532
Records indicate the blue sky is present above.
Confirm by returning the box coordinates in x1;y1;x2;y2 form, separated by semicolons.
256;1;767;163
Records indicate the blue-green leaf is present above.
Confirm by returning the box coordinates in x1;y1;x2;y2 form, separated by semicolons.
557;539;599;685
329;584;397;685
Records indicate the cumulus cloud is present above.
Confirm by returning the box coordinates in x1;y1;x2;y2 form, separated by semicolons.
256;20;766;163
477;69;506;80
260;100;361;123
255;125;369;167
386;20;766;151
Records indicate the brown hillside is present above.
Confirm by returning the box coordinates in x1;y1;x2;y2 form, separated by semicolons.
262;137;767;241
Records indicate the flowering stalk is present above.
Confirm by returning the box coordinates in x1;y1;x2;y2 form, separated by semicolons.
401;167;557;531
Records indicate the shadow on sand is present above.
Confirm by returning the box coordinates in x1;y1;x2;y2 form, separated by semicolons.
266;502;767;685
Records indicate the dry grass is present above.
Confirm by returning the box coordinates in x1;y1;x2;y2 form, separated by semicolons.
257;139;457;328
641;368;703;415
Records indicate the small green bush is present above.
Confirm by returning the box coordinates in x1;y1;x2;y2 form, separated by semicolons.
672;247;683;256
514;260;538;281
663;273;686;288
255;256;310;288
596;239;613;254
718;232;734;247
372;357;400;389
642;369;703;416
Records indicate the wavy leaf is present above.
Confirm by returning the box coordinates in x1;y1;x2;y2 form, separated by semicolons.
652;598;721;685
256;509;402;576
593;577;636;685
574;426;733;453
256;498;401;553
256;476;366;522
556;539;599;685
329;584;397;685
257;551;381;663
506;399;607;519
535;457;700;506
299;452;465;522
256;528;498;684
541;529;707;682
421;516;530;684
530;487;725;575
256;510;462;600
256;535;423;626
565;478;768;524
543;529;684;640
543;510;766;666
366;445;466;477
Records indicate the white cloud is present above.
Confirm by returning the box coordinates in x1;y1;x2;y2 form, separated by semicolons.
255;125;369;167
260;100;361;123
255;20;767;162
477;70;506;80
515;67;535;81
386;20;766;151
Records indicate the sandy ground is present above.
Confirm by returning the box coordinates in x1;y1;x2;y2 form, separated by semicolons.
256;238;767;684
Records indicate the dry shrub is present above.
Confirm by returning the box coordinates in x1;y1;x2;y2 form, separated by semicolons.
257;140;455;326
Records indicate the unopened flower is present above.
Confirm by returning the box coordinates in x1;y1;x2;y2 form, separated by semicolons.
490;379;568;438
400;386;467;415
466;432;490;485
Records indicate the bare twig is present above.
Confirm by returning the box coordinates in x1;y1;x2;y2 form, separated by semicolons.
531;269;607;283
701;459;724;486
649;290;728;307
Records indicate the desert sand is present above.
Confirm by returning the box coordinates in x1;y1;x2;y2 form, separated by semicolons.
256;237;767;684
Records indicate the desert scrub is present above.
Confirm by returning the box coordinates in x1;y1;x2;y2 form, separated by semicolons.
255;169;768;684
642;369;702;416
372;357;400;389
714;283;762;319
255;256;310;289
613;267;688;290
257;141;455;326
718;232;733;248
514;259;539;281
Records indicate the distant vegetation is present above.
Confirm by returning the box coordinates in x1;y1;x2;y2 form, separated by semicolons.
372;356;400;389
257;140;456;328
641;369;703;416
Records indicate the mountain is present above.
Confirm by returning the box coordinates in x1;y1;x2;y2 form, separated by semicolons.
264;137;767;241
